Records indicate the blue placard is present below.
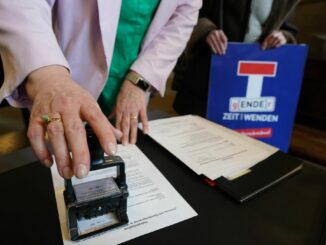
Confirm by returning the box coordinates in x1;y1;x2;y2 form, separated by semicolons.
207;43;308;152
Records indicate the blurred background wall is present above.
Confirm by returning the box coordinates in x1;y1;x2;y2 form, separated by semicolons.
295;0;326;61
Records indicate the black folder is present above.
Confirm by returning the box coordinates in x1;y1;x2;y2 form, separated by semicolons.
213;151;304;203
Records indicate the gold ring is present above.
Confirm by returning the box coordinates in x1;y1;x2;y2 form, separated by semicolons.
41;114;62;124
130;115;138;120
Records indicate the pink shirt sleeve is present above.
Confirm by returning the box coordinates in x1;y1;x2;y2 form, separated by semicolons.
130;0;202;96
0;0;69;107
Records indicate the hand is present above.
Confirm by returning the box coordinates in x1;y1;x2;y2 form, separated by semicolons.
205;29;228;55
262;31;287;50
26;65;122;179
111;78;148;145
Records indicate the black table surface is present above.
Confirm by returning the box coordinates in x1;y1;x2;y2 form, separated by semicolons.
0;134;325;245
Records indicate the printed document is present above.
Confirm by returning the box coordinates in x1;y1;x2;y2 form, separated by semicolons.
147;115;277;180
51;144;197;245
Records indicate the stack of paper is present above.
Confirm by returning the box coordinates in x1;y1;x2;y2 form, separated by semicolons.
147;115;278;180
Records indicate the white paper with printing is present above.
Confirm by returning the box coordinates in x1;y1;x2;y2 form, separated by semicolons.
147;115;278;180
51;144;197;245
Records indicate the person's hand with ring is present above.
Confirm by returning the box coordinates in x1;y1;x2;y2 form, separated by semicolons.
26;65;122;179
110;74;149;145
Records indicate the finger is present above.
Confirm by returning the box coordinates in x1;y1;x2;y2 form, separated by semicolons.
269;33;284;49
216;39;226;55
121;113;131;145
266;36;275;49
139;108;149;135
129;114;138;144
216;32;227;54
211;34;224;55
210;35;223;55
270;37;281;49
222;39;228;54
210;44;217;54
46;114;73;179
262;36;272;50
220;31;228;43
81;102;117;156
107;108;123;140
115;107;123;132
27;117;52;167
275;41;284;48
110;124;123;141
276;32;287;46
60;112;89;179
206;36;217;54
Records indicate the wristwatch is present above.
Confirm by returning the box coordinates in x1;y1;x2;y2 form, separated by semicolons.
126;72;151;92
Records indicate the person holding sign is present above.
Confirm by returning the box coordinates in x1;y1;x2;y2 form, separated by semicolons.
173;0;300;117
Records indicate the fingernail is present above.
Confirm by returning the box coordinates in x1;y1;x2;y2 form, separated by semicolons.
108;143;117;155
44;159;52;167
63;166;73;179
122;140;128;146
76;164;88;179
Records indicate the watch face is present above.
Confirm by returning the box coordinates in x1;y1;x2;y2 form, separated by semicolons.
137;78;150;92
126;73;151;92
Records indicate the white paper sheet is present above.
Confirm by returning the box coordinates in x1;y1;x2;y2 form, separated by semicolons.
147;115;278;180
51;144;197;244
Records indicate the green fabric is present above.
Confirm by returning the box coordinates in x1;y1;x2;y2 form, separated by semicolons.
98;0;160;115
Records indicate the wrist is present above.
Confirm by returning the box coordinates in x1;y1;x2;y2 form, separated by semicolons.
125;71;152;93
